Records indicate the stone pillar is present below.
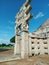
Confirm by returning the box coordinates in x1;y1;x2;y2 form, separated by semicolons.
28;36;32;56
14;27;21;55
47;38;49;54
40;39;44;55
34;38;38;55
21;21;29;59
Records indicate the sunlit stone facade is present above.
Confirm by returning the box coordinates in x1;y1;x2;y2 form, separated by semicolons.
29;19;49;56
14;0;49;59
14;0;32;59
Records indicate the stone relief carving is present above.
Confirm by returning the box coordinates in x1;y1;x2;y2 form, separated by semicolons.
22;21;28;31
16;27;20;35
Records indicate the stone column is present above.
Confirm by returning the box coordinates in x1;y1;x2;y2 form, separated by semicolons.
21;21;29;59
14;27;21;55
47;38;49;54
28;36;32;56
34;38;38;55
40;39;44;55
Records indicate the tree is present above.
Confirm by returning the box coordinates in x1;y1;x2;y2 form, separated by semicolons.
0;44;2;47
10;36;15;43
7;44;13;47
2;43;6;47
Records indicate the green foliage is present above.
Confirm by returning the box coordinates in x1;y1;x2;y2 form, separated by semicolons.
0;44;2;47
7;44;13;47
0;43;13;47
10;36;15;43
2;43;6;47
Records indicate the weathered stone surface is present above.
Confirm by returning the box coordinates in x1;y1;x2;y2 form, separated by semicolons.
34;61;48;65
14;0;49;59
14;0;32;59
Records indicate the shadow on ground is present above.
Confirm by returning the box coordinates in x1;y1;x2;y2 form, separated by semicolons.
0;49;10;52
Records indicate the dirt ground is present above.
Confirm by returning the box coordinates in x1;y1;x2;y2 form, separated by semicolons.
0;48;13;55
0;49;49;65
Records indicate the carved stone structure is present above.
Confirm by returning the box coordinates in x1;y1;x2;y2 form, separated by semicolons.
28;19;49;56
14;0;32;59
14;0;49;59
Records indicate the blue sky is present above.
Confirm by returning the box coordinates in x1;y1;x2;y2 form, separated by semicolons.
0;0;49;44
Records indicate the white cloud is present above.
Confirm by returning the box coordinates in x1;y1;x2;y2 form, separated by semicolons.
3;34;8;37
7;20;14;30
7;26;13;30
8;21;15;25
34;12;44;19
0;39;8;44
0;32;9;39
48;4;49;6
0;38;10;44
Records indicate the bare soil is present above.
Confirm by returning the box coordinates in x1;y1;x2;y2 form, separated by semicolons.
0;49;49;65
0;48;13;56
